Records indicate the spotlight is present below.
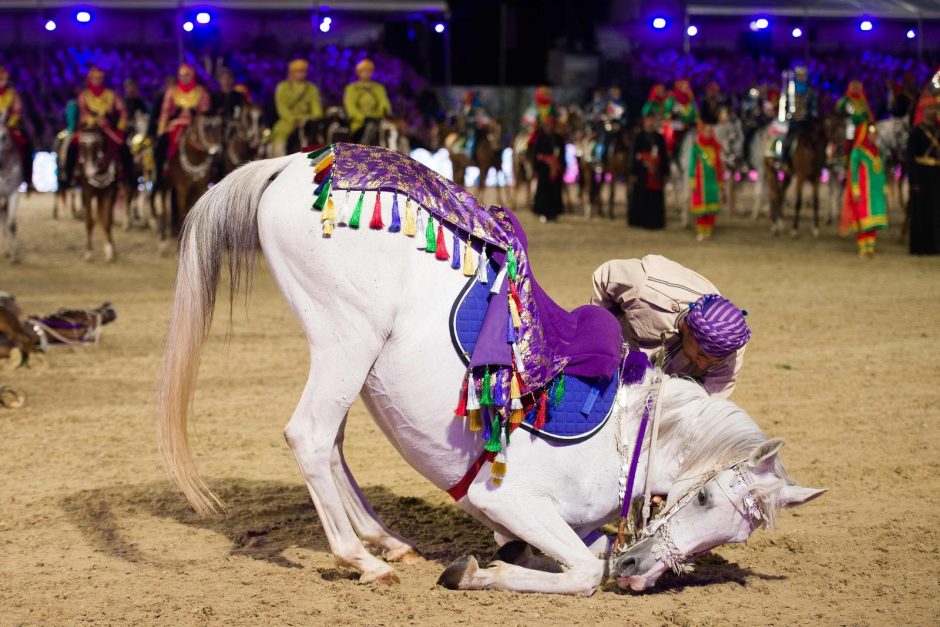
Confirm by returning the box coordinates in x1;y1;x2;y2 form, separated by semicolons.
652;17;667;30
44;19;57;32
907;29;916;39
75;10;91;23
860;20;872;32
319;20;330;33
687;25;698;37
434;22;445;34
791;27;802;38
323;16;332;25
183;21;194;32
196;12;210;25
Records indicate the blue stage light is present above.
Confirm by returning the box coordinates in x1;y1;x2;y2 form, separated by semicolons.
652;17;667;30
687;25;698;37
183;21;194;32
44;19;57;32
319;20;330;33
323;16;332;25
434;22;445;34
860;20;873;32
791;27;802;38
75;10;91;23
907;29;916;39
196;12;210;25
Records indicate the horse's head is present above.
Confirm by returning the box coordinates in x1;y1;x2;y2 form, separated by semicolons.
195;114;224;156
611;437;824;591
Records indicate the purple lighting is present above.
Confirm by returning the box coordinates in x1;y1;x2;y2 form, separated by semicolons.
652;17;667;30
319;20;331;33
791;27;802;38
907;29;916;39
183;21;194;32
44;19;56;31
750;18;768;31
75;10;91;24
687;25;698;37
434;22;445;34
860;19;873;32
196;12;211;25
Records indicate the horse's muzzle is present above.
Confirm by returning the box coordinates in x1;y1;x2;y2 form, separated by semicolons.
610;537;664;591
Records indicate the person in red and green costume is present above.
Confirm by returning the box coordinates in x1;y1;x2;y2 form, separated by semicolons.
665;79;698;157
688;122;723;241
841;122;887;258
835;79;873;157
641;83;667;122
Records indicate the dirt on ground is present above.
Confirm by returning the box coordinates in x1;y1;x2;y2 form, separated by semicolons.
1;189;938;626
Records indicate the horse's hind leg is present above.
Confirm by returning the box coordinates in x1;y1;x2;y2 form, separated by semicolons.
792;178;803;237
102;189;116;262
82;190;94;261
284;341;399;584
811;181;820;237
440;490;604;595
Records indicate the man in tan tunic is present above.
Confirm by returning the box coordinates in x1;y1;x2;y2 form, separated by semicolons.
591;255;750;397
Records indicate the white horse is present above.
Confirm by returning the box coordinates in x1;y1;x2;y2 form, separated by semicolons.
0;122;23;263
158;152;824;594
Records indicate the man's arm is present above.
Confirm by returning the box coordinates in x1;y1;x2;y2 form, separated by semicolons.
590;260;641;314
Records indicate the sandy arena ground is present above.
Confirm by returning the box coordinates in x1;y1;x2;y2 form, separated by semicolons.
1;185;938;626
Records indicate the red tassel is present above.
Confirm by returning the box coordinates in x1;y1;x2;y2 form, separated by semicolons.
454;377;468;417
533;392;548;430
369;193;384;229
435;224;449;260
315;165;332;184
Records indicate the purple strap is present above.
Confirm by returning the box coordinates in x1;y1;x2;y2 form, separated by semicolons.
620;393;654;518
40;318;87;330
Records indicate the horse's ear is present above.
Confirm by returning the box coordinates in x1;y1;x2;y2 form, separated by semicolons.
748;438;785;473
778;485;827;508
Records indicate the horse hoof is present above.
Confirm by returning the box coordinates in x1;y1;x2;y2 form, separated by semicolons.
82;251;93;262
2;348;25;371
104;245;115;263
359;568;400;586
386;548;424;565
0;386;26;409
437;555;479;590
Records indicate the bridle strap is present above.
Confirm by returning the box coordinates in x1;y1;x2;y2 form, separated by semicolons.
641;376;666;530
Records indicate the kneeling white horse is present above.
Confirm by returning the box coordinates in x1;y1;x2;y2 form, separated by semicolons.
159;151;824;595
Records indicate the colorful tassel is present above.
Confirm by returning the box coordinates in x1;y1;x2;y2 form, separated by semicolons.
415;209;426;249
506;311;517;343
481;406;491;441
462;240;476;276
510;408;524;425
490;264;508;295
307;145;330;160
454;376;468;417
314;164;332;185
389;194;401;232
435;224;449;261
403;198;416;237
348;190;364;229
509;297;522;329
552;373;566;408
338;190;351;225
314;153;334;173
451;233;462;269
321;196;336;223
483;414;502;452
425;215;437;253
313;176;332;211
512;343;525;372
468;409;483;432
492;369;508;407
322;220;334;237
507;245;519;281
480;368;493;406
490;455;507;486
369;192;384;229
510;373;521;402
466;373;480;411
476;247;489;284
533;392;548;430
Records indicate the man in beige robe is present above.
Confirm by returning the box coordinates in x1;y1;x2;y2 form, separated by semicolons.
591;255;749;397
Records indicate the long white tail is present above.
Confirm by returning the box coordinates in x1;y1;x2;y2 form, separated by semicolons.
158;154;296;514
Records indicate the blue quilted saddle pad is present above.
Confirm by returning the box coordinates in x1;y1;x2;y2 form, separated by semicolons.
449;267;618;444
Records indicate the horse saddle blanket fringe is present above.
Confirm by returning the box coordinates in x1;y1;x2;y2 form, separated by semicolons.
308;144;622;480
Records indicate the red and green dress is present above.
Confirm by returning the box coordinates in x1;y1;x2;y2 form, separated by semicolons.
841;124;888;254
689;133;723;236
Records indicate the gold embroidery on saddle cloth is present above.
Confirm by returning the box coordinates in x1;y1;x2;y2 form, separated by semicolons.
172;85;205;110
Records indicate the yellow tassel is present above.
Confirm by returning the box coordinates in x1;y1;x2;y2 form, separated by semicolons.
468;409;482;432
403;198;416;237
462;240;476;276
510;408;524;425
509;298;522;329
490;460;507;485
323;221;334;238
314;153;334;173
510;374;521;400
321;196;336;223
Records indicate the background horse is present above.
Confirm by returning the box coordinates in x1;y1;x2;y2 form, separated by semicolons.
125;109;155;230
876;115;910;232
284;108;351;156
0;122;22;263
157;114;223;253
221;104;263;177
158;152;823;594
53;129;80;220
444;119;506;204
509;128;534;210
581;117;631;220
76;128;119;261
765;119;827;236
824;112;850;226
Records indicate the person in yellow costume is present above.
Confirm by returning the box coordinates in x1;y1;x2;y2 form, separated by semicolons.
0;66;33;189
271;59;323;156
343;58;392;144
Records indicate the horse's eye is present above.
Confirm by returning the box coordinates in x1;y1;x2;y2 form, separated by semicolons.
697;490;708;506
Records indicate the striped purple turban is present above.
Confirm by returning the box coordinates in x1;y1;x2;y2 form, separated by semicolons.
685;294;751;358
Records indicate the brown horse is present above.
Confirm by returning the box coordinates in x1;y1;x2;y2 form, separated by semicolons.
158;115;223;253
76;128;120;261
444;120;505;205
221;104;263;177
583;119;631;219
767;118;827;236
284;107;351;156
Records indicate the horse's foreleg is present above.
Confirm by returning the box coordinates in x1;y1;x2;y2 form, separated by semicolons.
285;346;399;585
3;195;18;263
607;175;616;220
792;178;803;237
440;492;604;595
102;189;116;262
811;181;820;237
82;189;94;261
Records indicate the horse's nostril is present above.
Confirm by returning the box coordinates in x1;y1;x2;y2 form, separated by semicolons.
617;556;637;574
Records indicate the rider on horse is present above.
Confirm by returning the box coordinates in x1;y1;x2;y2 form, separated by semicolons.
0;66;32;190
835;80;873;144
65;66;129;186
452;90;491;160
641;83;667;123
664;79;698;157
591;255;751;398
271;59;323;156
211;67;247;122
779;66;819;166
155;63;210;186
343;58;392;144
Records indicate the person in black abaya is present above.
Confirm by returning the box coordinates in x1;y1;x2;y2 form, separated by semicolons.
908;93;940;255
628;112;668;229
531;114;566;223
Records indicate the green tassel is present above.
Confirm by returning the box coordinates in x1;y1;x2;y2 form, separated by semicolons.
425;215;436;252
307;145;331;160
349;190;364;229
507;245;518;281
552;373;566;407
480;368;493;405
483;415;502;453
313;177;332;211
